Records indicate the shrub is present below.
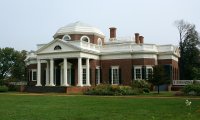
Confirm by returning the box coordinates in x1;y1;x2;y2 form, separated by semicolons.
131;80;151;93
182;84;200;96
0;86;9;92
84;84;142;95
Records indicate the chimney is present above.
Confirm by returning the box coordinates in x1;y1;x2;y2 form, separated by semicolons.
109;27;116;41
135;33;140;44
139;36;144;44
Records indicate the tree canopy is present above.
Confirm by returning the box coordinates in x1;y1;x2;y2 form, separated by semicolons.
174;20;200;80
0;47;26;85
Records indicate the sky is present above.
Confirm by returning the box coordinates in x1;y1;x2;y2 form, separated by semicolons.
0;0;199;51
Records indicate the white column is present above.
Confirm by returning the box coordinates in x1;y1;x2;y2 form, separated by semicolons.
45;60;50;86
36;59;42;86
49;59;55;86
77;57;83;86
86;58;91;86
62;58;69;86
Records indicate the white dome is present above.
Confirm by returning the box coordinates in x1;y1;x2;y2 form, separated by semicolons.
54;21;105;38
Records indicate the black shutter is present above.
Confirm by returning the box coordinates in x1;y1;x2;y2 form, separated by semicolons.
142;66;146;80
164;65;172;80
119;68;122;84
30;70;32;81
109;68;111;84
90;68;92;85
71;68;75;86
132;66;135;80
100;68;102;84
95;69;97;85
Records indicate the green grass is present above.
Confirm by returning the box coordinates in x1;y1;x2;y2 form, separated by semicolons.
0;93;200;120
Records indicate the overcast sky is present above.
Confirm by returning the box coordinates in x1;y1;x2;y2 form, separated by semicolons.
0;0;199;51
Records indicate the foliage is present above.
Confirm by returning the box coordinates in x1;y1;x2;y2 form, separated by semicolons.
131;80;151;93
148;65;169;94
84;84;142;95
0;47;27;84
0;86;8;92
191;67;200;80
174;20;200;80
182;83;200;96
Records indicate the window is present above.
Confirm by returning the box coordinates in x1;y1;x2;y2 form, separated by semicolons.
62;35;71;41
97;38;102;46
82;68;86;85
32;69;37;81
146;67;153;80
80;36;90;43
96;67;100;85
135;67;142;80
54;45;62;50
111;66;119;85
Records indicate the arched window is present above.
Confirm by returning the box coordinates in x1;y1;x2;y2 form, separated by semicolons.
97;38;102;46
62;35;71;41
80;36;90;43
54;45;62;50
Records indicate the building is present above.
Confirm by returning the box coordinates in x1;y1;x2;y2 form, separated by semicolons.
25;21;180;88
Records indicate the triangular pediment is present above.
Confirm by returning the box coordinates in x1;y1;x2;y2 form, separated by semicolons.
37;39;80;54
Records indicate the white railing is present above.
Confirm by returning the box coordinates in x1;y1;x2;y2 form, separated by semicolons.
173;80;200;85
9;81;27;85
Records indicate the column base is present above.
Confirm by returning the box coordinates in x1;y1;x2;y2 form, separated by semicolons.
61;84;70;87
48;84;55;86
35;84;42;86
85;84;91;86
77;84;83;87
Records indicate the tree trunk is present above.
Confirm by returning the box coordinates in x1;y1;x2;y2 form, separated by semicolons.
157;85;160;94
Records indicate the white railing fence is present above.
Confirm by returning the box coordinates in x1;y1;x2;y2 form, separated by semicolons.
173;80;200;85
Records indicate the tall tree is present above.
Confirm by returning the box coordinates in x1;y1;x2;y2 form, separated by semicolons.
148;65;169;94
174;20;200;80
0;47;26;85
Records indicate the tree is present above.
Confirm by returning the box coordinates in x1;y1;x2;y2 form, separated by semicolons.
174;20;200;80
0;47;26;85
148;65;169;94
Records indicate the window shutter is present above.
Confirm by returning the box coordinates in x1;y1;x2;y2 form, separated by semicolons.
164;65;172;80
132;66;135;80
100;68;102;84
90;68;92;85
142;66;146;80
109;68;111;84
119;68;122;84
95;69;97;85
71;68;75;86
29;70;32;81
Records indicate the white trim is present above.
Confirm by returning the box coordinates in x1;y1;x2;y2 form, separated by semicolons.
111;66;119;85
32;69;37;81
62;35;71;41
134;66;142;80
96;66;100;85
80;36;90;43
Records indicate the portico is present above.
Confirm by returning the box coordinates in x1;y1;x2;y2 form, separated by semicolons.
36;57;91;87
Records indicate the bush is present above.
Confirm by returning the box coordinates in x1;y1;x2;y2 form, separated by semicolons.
84;84;142;95
131;80;151;93
0;86;9;92
182;83;200;96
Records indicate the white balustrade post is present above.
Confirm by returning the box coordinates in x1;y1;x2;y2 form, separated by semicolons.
86;58;91;86
36;59;42;86
77;57;83;86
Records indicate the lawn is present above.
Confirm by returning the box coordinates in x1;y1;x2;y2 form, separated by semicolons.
0;93;200;120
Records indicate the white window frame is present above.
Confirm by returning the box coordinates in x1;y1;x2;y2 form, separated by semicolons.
32;69;37;81
80;36;90;43
62;35;71;41
96;66;100;85
97;38;102;46
111;66;119;85
134;66;142;80
146;66;153;80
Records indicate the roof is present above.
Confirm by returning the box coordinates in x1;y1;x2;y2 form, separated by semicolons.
53;21;105;38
